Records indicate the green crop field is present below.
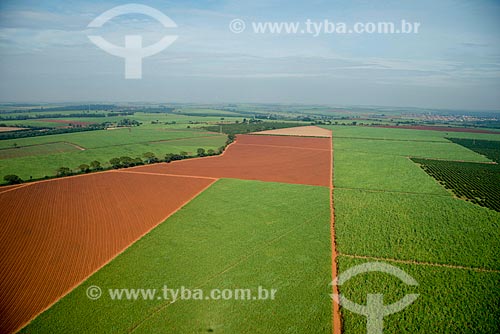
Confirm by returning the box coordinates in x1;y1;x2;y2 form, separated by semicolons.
0;120;232;183
412;158;500;212
174;108;244;116
0;135;227;181
21;179;332;334
335;188;500;269
338;257;500;334
0;127;219;150
323;125;500;142
334;137;491;162
333;150;449;194
0;111;244;130
0;142;80;159
329;125;500;333
447;137;500;163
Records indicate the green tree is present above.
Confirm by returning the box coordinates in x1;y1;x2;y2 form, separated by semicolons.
142;152;158;164
119;156;133;167
197;148;206;157
207;149;215;155
56;167;71;176
132;157;143;166
3;174;22;184
78;164;90;173
110;158;121;168
90;160;101;170
180;151;188;157
165;153;174;163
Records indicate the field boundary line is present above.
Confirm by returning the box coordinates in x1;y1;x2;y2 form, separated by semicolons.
1;138;235;189
0;141;86;151
15;178;218;333
408;156;498;164
79;133;224;150
63;141;86;150
333;136;446;143
330;131;342;334
237;143;331;151
0;169;120;188
334;148;492;163
0;183;30;194
148;134;226;145
124;140;238;173
114;170;218;181
127;218;312;333
339;253;500;274
335;186;450;197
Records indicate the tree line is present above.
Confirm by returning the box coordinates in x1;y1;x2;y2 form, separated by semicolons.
2;135;234;185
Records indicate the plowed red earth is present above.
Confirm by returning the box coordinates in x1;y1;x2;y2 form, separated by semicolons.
251;125;332;137
0;172;215;333
129;134;331;187
0;133;331;333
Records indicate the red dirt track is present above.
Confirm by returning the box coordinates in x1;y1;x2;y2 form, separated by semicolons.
129;134;332;187
0;172;215;333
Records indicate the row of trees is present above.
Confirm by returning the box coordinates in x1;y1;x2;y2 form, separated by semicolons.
3;131;235;185
0;124;106;140
54;148;223;177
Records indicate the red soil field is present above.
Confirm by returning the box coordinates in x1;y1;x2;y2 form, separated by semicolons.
0;172;215;333
236;133;331;150
372;125;500;134
251;125;332;138
0;184;26;194
128;134;332;187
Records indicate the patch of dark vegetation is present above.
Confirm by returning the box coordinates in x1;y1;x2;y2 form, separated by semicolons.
447;138;500;163
0;124;106;140
411;157;500;212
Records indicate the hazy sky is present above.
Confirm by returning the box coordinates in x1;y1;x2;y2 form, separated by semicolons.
0;0;499;109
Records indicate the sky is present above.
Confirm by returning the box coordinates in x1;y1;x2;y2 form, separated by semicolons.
0;0;499;110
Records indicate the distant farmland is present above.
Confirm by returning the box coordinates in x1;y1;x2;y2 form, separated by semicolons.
1;120;499;334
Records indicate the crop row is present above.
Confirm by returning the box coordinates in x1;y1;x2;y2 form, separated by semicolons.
411;158;500;212
447;137;500;163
